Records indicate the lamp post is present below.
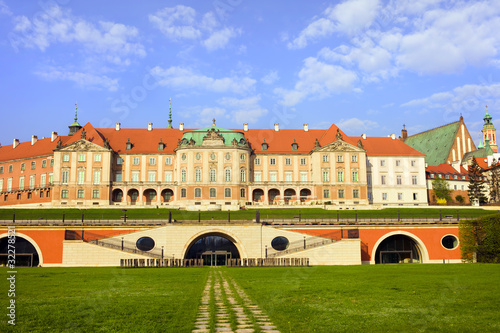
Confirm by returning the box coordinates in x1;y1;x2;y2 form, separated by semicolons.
265;245;268;258
161;246;164;260
304;236;306;249
121;237;124;251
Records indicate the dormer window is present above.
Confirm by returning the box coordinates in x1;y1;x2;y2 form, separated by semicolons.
158;139;165;151
430;174;435;178
262;139;268;151
291;139;298;151
126;139;132;150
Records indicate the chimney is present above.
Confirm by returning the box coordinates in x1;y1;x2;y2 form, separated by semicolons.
274;123;279;132
148;122;153;131
51;132;58;142
243;123;248;132
304;123;309;132
115;123;121;131
361;133;366;139
31;135;38;145
401;127;407;140
390;133;396;140
13;139;19;148
179;123;184;131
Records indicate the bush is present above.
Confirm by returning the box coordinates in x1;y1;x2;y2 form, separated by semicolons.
460;214;500;263
436;198;447;206
455;195;465;205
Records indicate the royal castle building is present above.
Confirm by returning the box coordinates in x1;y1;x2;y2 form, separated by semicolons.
0;109;428;209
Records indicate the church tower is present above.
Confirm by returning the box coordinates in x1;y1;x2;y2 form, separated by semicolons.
482;106;497;151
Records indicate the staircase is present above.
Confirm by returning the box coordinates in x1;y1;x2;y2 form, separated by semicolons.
267;235;336;258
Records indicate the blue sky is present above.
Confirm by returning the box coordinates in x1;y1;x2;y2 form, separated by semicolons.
1;0;500;146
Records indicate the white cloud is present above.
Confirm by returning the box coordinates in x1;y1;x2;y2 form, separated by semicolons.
336;118;379;135
150;66;256;94
198;107;227;126
261;70;279;85
35;69;119;91
287;18;335;49
275;57;358;106
149;5;240;51
325;0;380;35
0;0;12;16
11;4;145;63
218;95;268;123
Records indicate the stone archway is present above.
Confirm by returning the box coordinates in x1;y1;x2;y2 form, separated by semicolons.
127;189;139;205
284;188;296;205
184;232;241;266
161;189;174;203
252;189;264;203
112;189;123;202
143;189;157;206
0;234;42;267
300;188;312;202
268;189;280;205
372;231;429;264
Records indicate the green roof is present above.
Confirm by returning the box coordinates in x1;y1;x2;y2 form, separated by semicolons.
179;125;247;147
404;121;460;166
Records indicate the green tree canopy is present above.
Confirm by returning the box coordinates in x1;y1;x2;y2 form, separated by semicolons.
468;159;487;204
432;176;452;202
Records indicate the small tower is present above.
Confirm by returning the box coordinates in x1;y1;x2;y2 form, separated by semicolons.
68;103;82;136
482;105;497;151
167;98;173;129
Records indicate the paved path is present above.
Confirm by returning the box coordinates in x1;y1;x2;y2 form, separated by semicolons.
193;269;280;333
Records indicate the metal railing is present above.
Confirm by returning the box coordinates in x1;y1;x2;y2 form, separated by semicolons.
267;235;336;258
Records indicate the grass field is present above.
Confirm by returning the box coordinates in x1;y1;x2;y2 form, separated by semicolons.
0;207;497;221
1;264;500;332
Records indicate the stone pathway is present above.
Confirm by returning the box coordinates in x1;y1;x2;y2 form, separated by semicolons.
193;269;280;333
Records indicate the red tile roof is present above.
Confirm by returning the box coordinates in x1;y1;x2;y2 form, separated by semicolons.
426;163;469;180
0;136;70;162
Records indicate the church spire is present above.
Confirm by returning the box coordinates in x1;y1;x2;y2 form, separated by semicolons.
167;98;173;129
482;105;497;151
68;102;82;136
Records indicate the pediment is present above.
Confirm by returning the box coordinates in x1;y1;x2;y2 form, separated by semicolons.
314;140;365;152
56;139;110;152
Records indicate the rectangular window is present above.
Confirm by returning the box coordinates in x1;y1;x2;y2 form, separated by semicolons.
21;163;25;171
148;172;156;182
454;185;457;190
270;158;276;165
40;174;46;187
195;169;202;182
50;159;54;167
49;173;53;185
412;175;418;185
381;175;387;185
7;178;12;191
92;190;100;199
353;189;359;198
93;170;101;184
352;171;358;182
210;169;216;182
398;193;403;201
61;190;69;199
62;170;69;184
382;193;388;201
78;154;86;162
337;154;343;163
117;157;123;165
300;172;307;182
285;172;292;182
133;157;140;165
132;172;140;182
9;165;13;173
181;188;187;198
413;193;418;201
0;179;3;191
165;172;172;182
225;188;231;198
77;189;84;199
322;170;329;182
63;154;70;162
195;188;201;198
396;160;401;167
411;160;416;167
94;154;101;162
322;154;329;163
338;189;345;199
42;160;47;168
461;185;464;190
29;175;35;189
269;173;277;182
181;169;187;182
396;175;402;185
254;158;261;165
165;157;172;165
77;170;85;185
323;189;330;198
285;158;291;165
300;158;307;165
254;172;261;182
115;172;122;182
149;157;156;165
380;160;386;167
19;177;24;190
351;155;358;163
0;166;3;174
367;174;372;185
31;161;36;170
337;170;344;182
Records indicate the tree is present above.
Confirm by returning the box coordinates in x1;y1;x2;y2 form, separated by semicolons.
468;159;487;204
489;159;500;202
432;176;452;203
460;214;500;263
455;195;465;205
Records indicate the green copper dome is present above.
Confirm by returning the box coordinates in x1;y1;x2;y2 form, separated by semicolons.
178;122;247;147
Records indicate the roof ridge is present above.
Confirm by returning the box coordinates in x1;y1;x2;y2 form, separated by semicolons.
406;120;460;139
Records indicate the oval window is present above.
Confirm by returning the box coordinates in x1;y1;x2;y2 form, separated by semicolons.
136;237;155;251
181;153;187;161
225;153;231;160
210;153;216;160
271;236;289;251
441;235;458;250
196;153;201;160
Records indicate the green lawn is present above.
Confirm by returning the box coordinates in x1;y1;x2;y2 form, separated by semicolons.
1;265;500;332
0;207;497;221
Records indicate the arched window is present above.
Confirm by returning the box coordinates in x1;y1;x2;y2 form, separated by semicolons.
225;188;231;198
181;188;187;198
210;169;216;182
240;168;246;182
195;168;202;182
240;188;246;198
195;188;202;198
209;188;216;198
225;168;231;182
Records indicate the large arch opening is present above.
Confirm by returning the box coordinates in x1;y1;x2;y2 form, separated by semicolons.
143;189;157;205
112;189;123;202
128;189;139;205
284;188;296;205
184;233;240;266
374;234;422;264
300;188;312;202
0;236;40;267
268;189;280;205
253;189;264;203
161;189;174;203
